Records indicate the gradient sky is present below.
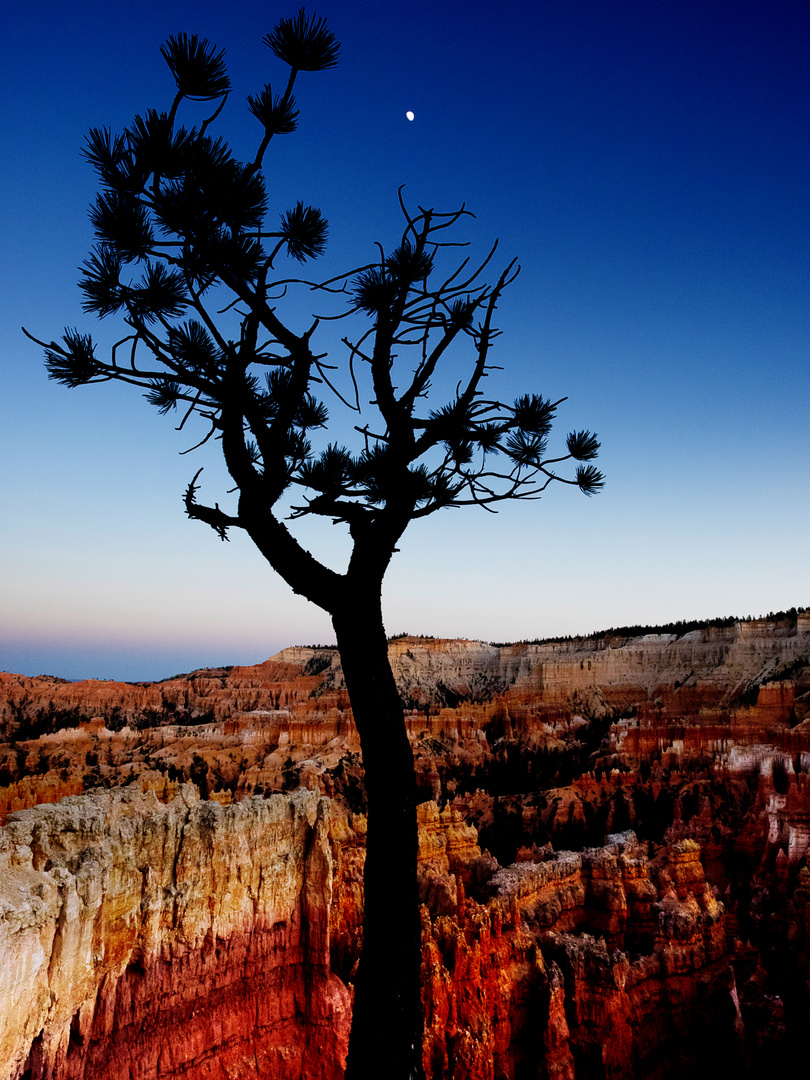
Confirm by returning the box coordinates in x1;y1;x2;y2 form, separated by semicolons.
2;0;808;681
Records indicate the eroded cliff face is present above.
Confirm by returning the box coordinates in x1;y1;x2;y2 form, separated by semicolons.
1;786;738;1080
416;823;735;1080
0;787;349;1080
1;615;809;1076
3;619;807;823
4;616;808;741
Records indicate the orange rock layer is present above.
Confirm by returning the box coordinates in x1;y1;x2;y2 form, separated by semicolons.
1;616;808;1076
1;788;738;1080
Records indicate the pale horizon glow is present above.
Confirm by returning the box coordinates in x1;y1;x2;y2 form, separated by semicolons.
1;0;808;682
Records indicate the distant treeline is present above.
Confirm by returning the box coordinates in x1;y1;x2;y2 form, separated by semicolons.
297;634;437;646
490;607;808;649
242;608;810;662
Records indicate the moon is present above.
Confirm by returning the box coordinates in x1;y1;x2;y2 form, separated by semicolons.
406;110;415;121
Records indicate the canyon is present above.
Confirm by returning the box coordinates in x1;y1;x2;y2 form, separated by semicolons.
1;612;808;1078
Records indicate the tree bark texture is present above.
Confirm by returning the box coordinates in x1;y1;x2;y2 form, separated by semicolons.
333;591;425;1080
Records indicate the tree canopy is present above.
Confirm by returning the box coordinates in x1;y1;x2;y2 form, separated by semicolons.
26;15;602;614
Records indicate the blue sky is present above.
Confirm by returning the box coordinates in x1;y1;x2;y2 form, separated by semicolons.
2;0;808;681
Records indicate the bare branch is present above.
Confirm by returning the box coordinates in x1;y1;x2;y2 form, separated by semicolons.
183;468;240;540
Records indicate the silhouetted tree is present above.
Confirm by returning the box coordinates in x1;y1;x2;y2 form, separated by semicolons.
25;11;603;1078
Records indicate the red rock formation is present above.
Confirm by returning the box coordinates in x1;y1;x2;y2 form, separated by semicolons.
0;787;350;1080
1;615;808;1074
418;828;738;1079
2;787;742;1080
4;618;807;739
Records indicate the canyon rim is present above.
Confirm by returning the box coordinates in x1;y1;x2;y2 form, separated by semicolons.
1;610;809;1078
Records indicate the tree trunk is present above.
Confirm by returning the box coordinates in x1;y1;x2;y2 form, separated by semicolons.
333;589;425;1080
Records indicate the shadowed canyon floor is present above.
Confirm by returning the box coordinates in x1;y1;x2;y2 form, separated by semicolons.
1;614;809;1078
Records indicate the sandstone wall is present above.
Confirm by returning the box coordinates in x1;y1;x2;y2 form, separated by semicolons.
4;620;807;737
1;785;740;1080
0;787;350;1080
1;619;807;1076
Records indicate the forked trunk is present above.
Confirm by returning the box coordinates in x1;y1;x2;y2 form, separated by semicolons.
333;590;425;1080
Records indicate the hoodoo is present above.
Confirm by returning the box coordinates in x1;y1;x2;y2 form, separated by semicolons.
1;612;808;1076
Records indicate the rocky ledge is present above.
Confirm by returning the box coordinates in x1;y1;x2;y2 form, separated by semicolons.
1;614;808;1076
0;786;349;1080
1;785;740;1080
